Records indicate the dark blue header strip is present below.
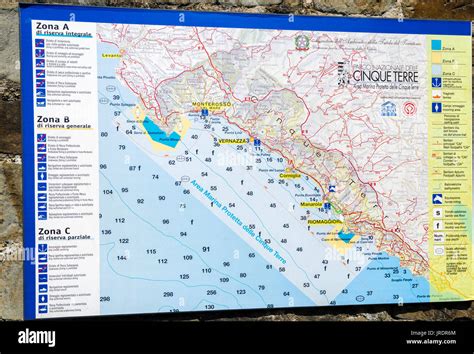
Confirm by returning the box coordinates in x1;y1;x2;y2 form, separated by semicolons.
20;3;471;36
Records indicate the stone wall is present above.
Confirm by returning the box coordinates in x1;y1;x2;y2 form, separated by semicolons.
0;0;472;321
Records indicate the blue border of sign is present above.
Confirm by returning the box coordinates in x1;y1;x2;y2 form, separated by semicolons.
20;6;36;321
19;4;472;36
19;3;471;320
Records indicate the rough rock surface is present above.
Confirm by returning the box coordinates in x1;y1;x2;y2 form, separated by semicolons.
0;0;472;321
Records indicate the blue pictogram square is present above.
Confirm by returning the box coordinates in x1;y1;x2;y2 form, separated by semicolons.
432;102;442;113
36;59;45;68
38;163;47;172
431;77;442;88
37;143;47;152
38;294;48;304
37;134;46;142
35;39;45;48
38;172;47;181
432;193;443;205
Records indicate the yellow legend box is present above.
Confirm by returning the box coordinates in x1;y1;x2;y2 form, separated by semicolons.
427;35;472;302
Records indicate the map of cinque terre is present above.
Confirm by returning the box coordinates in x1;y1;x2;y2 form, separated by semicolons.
96;21;472;315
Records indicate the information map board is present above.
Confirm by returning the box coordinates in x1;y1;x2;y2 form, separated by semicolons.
20;4;473;319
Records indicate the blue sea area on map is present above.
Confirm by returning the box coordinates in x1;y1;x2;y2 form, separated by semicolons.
97;42;315;315
334;253;430;305
337;229;355;243
143;116;181;148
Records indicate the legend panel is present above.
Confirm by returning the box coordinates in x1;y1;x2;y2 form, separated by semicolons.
427;35;472;301
31;20;100;318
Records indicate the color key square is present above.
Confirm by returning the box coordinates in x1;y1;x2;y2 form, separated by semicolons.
431;52;442;64
431;64;442;76
431;39;442;51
